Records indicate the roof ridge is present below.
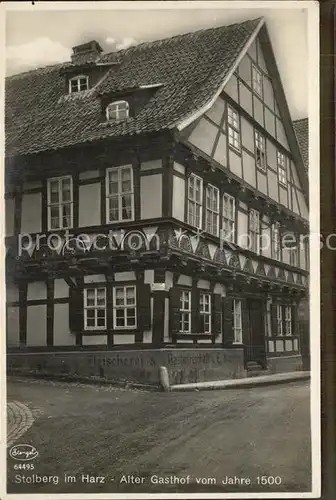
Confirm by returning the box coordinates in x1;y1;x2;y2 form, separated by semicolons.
6;62;69;80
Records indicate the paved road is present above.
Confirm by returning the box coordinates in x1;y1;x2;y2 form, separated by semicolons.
7;377;311;495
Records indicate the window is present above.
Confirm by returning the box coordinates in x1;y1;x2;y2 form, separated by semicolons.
106;166;134;223
106;100;129;121
113;285;137;329
252;65;263;96
289;245;299;267
255;130;266;171
249;209;260;253
69;75;89;93
233;299;242;343
47;176;73;230
284;306;292;335
187;174;203;229
276;304;283;336
222;194;235;243
271;222;281;261
277;151;287;185
227;106;241;151
200;293;211;333
205;184;219;236
179;290;191;333
84;287;106;330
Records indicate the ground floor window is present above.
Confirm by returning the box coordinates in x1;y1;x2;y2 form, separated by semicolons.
284;305;292;335
276;304;283;336
84;287;107;330
113;285;137;329
233;299;242;343
200;292;211;333
179;290;191;333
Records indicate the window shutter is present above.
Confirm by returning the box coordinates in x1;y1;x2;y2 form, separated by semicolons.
191;288;200;333
169;287;181;336
69;287;84;333
212;293;222;335
223;297;234;345
271;303;278;336
137;283;151;330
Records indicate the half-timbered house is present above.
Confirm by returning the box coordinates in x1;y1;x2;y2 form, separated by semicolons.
5;18;310;383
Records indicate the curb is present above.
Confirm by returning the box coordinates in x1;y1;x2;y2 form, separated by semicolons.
170;372;310;392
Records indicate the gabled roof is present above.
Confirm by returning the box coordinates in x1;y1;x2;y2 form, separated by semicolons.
293;118;309;170
5;18;263;157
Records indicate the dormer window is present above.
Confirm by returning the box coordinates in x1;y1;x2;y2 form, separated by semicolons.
69;75;89;93
106;100;129;121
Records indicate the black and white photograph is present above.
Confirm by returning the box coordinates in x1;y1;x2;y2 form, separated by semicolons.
2;1;320;498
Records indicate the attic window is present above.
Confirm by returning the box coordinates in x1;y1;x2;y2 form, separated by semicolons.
69;75;89;93
106;101;129;121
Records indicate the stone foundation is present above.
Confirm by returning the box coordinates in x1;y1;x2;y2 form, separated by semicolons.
267;355;303;374
7;348;246;386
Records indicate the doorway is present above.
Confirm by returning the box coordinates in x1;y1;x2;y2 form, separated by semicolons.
244;298;267;368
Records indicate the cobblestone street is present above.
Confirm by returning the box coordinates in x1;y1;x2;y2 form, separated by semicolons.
7;377;312;495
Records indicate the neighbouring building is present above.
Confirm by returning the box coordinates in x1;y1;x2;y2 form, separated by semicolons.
5;18;310;385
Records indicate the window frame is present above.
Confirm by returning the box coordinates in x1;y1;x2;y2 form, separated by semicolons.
255;129;266;172
227;105;241;152
289;244;299;267
205;184;220;237
84;287;107;331
271;222;281;261
276;304;283;336
179;290;192;333
47;175;74;230
233;299;243;344
200;292;212;334
221;193;236;243
252;64;263;96
69;75;89;94
284;305;292;335
187;173;203;230
106;100;130;121
249;208;260;254
105;165;135;223
112;285;137;330
277;150;287;186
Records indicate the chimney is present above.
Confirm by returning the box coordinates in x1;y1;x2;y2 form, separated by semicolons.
71;40;103;65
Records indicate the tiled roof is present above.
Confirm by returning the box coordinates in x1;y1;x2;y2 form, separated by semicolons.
293;118;308;170
5;18;262;157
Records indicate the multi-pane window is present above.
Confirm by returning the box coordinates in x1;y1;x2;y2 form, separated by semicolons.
179;290;191;333
277;151;287;186
205;184;219;236
276;304;283;336
255;130;266;171
284;306;292;335
249;209;260;253
106;100;129;121
289;245;299;267
227;106;241;151
84;287;106;330
200;293;211;334
271;222;281;261
233;299;242;343
252;65;263;96
113;285;137;329
106;166;134;223
222;194;235;243
187;174;203;229
69;75;89;93
47;176;73;230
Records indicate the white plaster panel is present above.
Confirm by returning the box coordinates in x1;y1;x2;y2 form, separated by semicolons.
294;339;299;351
82;335;107;345
144;270;155;284
253;96;264;126
7;306;20;346
265;107;276;137
237;211;249;249
238;55;252;84
188;118;218;156
79;183;100;227
224;74;239;103
173;162;185;175
268;340;275;353
266;139;277;170
279;186;288;208
79;170;99;180
197;279;210;290
205;96;225;125
84;274;106;283
53;303;75;346
27;281;46;301
164;297;170;342
248;40;257;61
27;305;46;346
241;117;255;153
257;171;268;195
54;279;69;298
114;272;136;282
213;132;228;167
140;159;162;171
285;340;293;351
239;82;253;116
263;76;274;110
172;175;185;221
261;225;271;258
177;275;192;286
292;188;300;215
21;193;42;233
267;169;279;202
143;331;153;343
213;283;226;296
229;149;242;178
165;271;174;290
113;334;135;345
276;340;284;352
276;118;289;150
297;191;309;220
140;174;162;219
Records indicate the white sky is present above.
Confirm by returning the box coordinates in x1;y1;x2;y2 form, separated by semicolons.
5;3;310;119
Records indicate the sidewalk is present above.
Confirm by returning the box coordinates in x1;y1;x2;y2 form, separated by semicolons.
170;371;310;391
